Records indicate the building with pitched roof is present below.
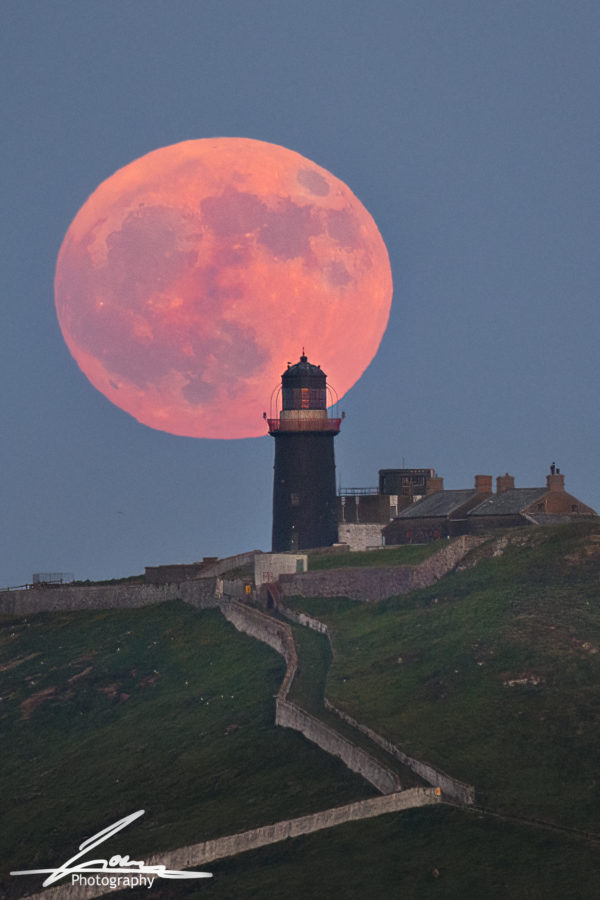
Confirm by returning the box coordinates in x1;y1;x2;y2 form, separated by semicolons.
383;468;597;545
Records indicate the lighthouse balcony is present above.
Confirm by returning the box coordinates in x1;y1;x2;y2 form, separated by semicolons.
267;416;341;434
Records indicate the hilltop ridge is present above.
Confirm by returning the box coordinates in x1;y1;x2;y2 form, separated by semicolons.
2;522;600;898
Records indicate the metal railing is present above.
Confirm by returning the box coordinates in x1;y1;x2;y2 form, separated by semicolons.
338;487;380;496
267;417;341;434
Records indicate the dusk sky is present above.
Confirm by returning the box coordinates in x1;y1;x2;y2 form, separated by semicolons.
2;1;599;585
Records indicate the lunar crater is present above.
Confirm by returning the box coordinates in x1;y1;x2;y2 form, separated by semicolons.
297;167;330;197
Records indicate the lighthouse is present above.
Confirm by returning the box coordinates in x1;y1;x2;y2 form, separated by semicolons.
267;354;341;552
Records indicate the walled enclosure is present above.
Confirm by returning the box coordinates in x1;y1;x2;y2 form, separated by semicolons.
278;534;486;601
0;578;219;616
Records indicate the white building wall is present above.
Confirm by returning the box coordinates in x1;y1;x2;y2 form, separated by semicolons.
254;553;308;587
338;524;385;551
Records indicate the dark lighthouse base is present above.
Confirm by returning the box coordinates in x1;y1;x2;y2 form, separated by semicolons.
272;432;338;552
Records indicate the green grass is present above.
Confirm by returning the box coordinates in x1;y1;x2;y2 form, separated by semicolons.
71;573;146;585
287;621;332;710
110;805;600;900
288;523;600;831
307;543;438;570
5;523;600;898
286;620;425;788
222;564;254;581
1;601;373;896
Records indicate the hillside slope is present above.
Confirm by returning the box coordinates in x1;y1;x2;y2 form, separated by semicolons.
4;524;600;899
286;523;600;831
1;602;372;897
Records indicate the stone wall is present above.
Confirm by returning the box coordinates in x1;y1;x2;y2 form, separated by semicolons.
6;568;472;900
275;602;476;805
215;599;401;793
3;560;473;900
276;698;401;794
219;599;296;672
278;535;486;602
1;581;413;800
219;598;298;699
177;578;220;608
324;699;475;805
0;578;219;616
25;788;441;900
221;589;475;803
145;562;213;584
220;578;251;600
200;550;262;577
278;604;330;636
148;786;439;868
0;583;177;615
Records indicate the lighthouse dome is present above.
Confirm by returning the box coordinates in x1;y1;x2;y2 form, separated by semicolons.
282;353;327;410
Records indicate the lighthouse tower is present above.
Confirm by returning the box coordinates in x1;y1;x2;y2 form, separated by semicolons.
267;354;341;552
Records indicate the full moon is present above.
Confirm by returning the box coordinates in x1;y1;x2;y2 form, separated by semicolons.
55;138;393;438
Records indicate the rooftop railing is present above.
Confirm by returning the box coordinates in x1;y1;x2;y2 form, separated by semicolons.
338;487;380;496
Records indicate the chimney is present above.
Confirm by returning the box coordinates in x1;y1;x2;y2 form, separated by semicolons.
496;473;515;494
546;472;565;492
426;476;444;494
474;474;492;494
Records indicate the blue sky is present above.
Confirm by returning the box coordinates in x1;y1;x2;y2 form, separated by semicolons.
2;1;599;584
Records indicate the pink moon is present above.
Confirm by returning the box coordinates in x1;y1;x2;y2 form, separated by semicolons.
55;138;393;439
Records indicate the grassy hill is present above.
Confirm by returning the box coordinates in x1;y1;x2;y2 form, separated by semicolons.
1;602;372;898
3;522;600;899
113;805;600;900
286;523;600;832
307;543;437;570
